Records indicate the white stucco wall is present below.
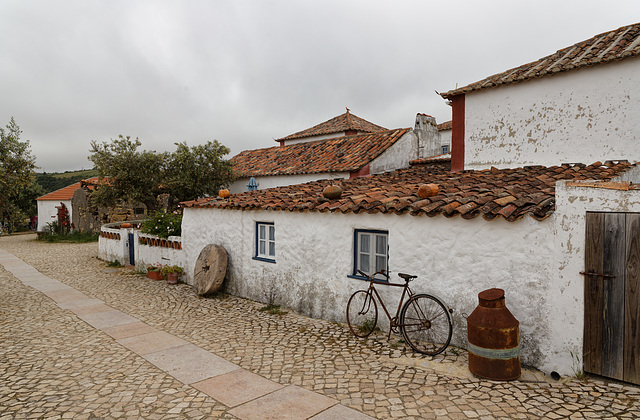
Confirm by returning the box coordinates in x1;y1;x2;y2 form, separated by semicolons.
36;199;72;231
182;207;558;371
98;226;127;263
229;172;350;194
136;233;185;272
551;180;640;376
369;131;417;174
464;58;640;170
439;129;452;149
98;226;185;272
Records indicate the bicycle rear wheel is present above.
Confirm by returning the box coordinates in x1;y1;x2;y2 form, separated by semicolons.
400;294;452;355
346;290;378;338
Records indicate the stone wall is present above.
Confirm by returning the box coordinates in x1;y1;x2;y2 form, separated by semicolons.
72;187;147;233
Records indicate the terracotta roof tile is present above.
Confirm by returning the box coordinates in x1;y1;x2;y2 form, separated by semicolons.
437;121;452;131
231;128;411;177
276;110;387;142
36;177;102;201
409;153;451;166
441;23;640;99
182;161;634;222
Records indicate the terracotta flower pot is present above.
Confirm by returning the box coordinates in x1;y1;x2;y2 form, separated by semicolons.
147;270;164;280
166;272;179;284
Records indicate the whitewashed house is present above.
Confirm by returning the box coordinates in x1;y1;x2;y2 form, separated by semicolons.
35;181;87;231
229;110;450;193
440;22;640;172
181;160;640;381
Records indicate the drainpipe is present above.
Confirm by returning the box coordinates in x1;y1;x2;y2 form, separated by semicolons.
451;94;465;172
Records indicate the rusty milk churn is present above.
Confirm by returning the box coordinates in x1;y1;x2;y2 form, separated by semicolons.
467;288;521;380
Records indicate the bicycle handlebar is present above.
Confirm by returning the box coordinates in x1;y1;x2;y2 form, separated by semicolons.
357;269;388;280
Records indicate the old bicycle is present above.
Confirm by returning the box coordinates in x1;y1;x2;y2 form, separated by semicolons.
346;269;453;356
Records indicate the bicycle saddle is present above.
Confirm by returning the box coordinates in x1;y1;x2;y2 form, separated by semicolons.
398;273;417;281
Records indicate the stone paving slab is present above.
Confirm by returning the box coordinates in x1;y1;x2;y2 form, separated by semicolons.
21;279;73;292
117;330;189;355
229;385;339;420
143;343;241;384
69;302;115;315
77;308;140;329
310;404;377;420
42;288;91;303
193;369;285;407
101;321;159;339
57;297;105;309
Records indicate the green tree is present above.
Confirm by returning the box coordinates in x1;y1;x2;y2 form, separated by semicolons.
0;117;37;229
88;136;234;212
163;141;234;208
89;135;166;212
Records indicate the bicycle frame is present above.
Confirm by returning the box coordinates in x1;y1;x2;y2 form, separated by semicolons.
362;273;414;337
349;269;455;355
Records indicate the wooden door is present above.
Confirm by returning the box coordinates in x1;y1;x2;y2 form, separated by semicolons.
584;212;640;384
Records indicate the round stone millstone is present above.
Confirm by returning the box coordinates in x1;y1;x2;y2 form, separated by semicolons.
193;244;228;295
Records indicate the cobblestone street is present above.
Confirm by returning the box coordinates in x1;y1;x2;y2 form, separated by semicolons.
2;234;640;419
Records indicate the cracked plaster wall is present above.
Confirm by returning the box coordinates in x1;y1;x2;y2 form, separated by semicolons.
182;207;558;371
464;59;640;170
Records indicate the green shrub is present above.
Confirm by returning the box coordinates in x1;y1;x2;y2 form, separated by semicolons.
140;210;182;239
37;231;99;243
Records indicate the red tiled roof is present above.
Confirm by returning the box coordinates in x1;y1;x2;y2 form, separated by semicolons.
232;128;411;177
36;182;81;201
410;153;451;166
36;178;102;201
182;161;633;222
441;23;640;99
276;110;387;142
437;121;452;131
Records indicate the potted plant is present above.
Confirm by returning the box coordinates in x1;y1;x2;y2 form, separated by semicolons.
147;263;164;280
162;265;184;285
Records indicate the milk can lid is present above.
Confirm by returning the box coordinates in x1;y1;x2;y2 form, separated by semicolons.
478;288;505;301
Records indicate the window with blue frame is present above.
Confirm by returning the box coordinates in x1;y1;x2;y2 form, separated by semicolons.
254;222;275;262
442;144;450;154
353;229;388;280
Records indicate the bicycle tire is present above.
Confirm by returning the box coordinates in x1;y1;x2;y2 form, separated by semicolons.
400;294;452;355
346;290;378;338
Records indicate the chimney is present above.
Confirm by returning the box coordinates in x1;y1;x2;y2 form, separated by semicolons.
414;114;440;159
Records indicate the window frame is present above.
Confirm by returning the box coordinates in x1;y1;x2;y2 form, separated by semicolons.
350;229;389;281
253;222;276;263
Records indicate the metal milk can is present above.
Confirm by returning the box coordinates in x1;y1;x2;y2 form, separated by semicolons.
467;288;521;380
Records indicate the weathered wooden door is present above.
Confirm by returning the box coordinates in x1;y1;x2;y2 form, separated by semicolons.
584;212;640;384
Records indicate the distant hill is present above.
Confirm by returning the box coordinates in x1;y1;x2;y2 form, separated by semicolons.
36;169;99;194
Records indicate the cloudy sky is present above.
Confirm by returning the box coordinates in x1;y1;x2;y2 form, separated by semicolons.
1;1;638;172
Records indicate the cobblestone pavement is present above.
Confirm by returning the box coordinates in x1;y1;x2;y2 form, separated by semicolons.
2;234;640;419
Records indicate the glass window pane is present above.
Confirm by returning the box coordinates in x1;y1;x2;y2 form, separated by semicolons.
376;234;387;255
269;225;275;241
269;241;275;257
359;254;370;273
376;255;386;272
259;241;265;255
360;233;370;253
259;225;265;240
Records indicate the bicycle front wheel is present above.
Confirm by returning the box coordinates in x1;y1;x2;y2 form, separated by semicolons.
400;294;452;355
346;290;378;338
